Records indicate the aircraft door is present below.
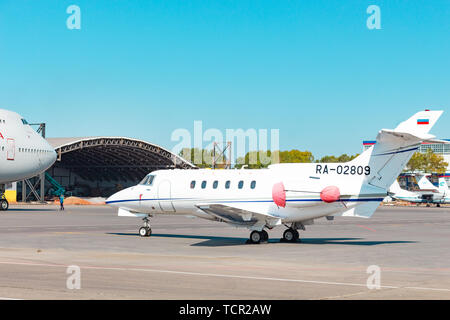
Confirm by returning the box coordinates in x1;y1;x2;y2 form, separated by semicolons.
158;180;176;212
6;139;15;160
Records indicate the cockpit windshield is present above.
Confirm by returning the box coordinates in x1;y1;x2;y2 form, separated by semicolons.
21;119;29;125
139;174;155;186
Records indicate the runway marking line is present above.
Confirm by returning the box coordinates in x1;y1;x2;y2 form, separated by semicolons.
0;260;449;293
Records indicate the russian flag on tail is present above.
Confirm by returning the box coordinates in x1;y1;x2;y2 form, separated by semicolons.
417;119;429;125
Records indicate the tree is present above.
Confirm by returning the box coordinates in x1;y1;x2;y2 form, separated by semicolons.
279;150;314;163
405;149;448;174
235;149;314;169
316;153;359;163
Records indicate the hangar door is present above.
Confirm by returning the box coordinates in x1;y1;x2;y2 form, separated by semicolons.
158;180;175;212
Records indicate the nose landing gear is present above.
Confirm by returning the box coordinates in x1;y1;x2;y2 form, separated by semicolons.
139;216;152;237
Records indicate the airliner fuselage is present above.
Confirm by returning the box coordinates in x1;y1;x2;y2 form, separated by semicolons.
0;109;57;209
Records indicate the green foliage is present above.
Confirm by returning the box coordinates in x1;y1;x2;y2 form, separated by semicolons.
279;150;314;163
235;149;313;169
316;153;359;163
406;149;448;174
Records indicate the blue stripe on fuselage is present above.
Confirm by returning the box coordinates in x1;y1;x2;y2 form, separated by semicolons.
106;197;385;204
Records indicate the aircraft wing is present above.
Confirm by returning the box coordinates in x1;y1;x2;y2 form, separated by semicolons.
195;203;282;229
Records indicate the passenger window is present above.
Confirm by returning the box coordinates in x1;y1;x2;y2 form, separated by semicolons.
213;181;218;189
201;181;207;189
190;181;196;189
225;181;230;189
238;181;244;189
251;181;256;189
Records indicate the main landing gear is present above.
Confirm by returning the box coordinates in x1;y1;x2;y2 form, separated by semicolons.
0;193;8;211
280;222;304;243
139;216;152;237
281;228;299;243
247;230;269;244
246;222;305;244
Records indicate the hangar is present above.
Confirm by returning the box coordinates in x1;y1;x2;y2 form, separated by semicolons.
15;137;196;201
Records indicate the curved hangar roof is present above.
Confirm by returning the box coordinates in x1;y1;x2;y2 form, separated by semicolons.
46;137;196;182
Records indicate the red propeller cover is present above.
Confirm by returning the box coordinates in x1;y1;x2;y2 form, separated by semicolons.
320;186;340;203
272;182;286;208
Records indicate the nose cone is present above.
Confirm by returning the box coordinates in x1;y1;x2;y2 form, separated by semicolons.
106;187;133;207
106;190;122;207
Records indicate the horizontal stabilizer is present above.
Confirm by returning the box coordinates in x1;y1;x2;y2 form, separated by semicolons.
340;201;381;218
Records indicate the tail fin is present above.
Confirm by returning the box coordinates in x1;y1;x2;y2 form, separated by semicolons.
388;179;403;194
416;174;438;191
438;177;449;194
349;110;443;190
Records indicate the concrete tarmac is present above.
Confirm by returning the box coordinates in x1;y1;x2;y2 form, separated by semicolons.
0;204;449;299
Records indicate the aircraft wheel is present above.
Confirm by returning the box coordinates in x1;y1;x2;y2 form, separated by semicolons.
249;230;262;244
0;199;8;211
139;227;151;237
283;229;298;243
261;230;269;242
437;204;441;208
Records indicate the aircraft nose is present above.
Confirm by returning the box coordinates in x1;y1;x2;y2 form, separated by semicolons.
106;191;121;207
106;188;130;207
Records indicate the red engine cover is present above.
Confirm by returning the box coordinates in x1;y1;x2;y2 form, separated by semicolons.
320;186;340;203
272;182;286;208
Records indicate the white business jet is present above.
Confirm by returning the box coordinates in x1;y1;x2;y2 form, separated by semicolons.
389;174;450;206
107;110;444;243
0;109;57;210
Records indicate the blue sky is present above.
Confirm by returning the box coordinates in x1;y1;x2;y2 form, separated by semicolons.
0;0;449;159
